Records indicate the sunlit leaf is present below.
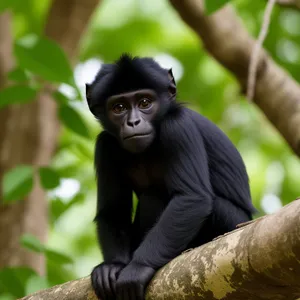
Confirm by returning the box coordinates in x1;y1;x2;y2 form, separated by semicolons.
39;167;61;190
20;234;45;253
55;164;81;178
58;104;90;138
50;193;85;223
2;166;34;203
52;90;70;105
45;249;73;265
0;85;37;109
49;197;66;223
15;35;74;85
21;235;73;265
47;261;74;287
205;0;231;14
73;141;94;160
0;293;15;300
25;275;49;295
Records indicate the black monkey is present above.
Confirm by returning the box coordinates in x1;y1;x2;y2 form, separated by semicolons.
86;54;256;300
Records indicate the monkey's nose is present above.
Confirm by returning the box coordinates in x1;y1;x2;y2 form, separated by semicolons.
127;119;141;127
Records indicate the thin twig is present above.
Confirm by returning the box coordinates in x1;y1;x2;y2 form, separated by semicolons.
247;0;276;101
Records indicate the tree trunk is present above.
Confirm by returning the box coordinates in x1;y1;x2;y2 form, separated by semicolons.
19;199;300;300
169;0;300;157
0;0;100;276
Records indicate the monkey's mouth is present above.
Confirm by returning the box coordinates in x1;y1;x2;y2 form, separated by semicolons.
123;133;152;140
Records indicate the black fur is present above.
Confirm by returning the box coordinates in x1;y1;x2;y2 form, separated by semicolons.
87;54;256;300
88;54;170;109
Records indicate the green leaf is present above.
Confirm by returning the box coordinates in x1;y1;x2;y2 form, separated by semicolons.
0;85;37;109
7;67;30;82
45;249;73;265
0;267;36;298
58;104;90;138
25;275;49;295
20;234;45;253
50;197;66;222
20;234;73;265
15;35;74;85
205;0;231;14
39;167;61;190
2;165;34;203
0;0;20;12
52;90;70;105
50;193;85;223
0;293;15;300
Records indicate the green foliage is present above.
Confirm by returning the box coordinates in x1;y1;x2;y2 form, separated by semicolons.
20;234;74;264
52;90;70;105
45;249;73;265
0;294;15;300
25;275;50;296
21;234;45;252
58;104;90;138
7;67;30;82
0;267;36;298
2;165;34;203
0;266;49;297
0;85;38;108
15;35;75;86
50;193;85;223
204;0;232;14
0;0;21;13
39;167;61;190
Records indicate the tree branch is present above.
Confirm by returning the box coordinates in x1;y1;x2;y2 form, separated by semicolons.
19;199;300;299
169;0;300;157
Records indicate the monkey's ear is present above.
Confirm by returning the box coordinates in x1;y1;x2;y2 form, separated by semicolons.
85;83;92;106
168;68;176;85
168;68;176;97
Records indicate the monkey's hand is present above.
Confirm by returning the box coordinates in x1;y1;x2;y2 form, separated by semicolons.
91;262;126;300
116;262;155;300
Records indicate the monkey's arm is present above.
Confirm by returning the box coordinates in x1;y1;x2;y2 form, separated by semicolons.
92;132;133;300
116;111;214;299
94;132;133;264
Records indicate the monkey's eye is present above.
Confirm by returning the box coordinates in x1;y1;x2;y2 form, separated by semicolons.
112;103;127;114
138;98;152;109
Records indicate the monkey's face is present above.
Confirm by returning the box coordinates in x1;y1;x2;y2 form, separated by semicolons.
106;89;159;153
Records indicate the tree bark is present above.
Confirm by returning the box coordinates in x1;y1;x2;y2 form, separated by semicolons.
169;0;300;157
0;0;100;276
19;199;300;300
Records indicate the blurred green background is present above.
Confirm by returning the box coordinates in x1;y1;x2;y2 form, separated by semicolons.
0;0;300;298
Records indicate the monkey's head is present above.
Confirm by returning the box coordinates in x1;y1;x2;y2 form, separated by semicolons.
86;54;177;153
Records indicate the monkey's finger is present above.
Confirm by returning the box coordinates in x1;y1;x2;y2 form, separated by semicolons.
109;267;118;296
92;271;106;300
129;286;136;300
123;288;131;300
101;268;113;300
116;287;129;300
102;267;113;298
136;285;144;300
